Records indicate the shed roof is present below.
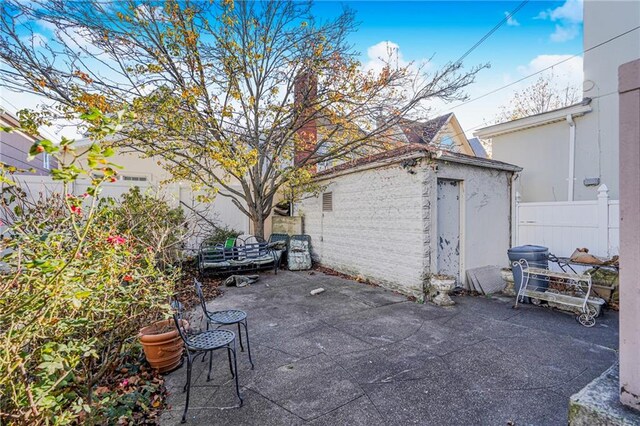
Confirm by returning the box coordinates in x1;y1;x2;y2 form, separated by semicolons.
313;143;521;180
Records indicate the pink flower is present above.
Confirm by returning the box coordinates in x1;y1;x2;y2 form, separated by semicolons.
107;235;126;245
120;379;129;387
123;275;133;282
82;193;89;198
70;205;82;215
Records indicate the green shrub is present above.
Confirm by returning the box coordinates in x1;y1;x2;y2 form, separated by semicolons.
0;110;177;425
111;186;187;267
203;226;242;245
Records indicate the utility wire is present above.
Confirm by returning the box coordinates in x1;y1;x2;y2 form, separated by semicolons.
455;0;529;65
0;95;66;142
447;25;640;113
427;24;640;145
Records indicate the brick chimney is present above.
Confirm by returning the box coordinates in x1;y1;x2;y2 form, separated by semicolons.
294;70;317;168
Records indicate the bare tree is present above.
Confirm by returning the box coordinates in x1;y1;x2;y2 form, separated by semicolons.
0;0;485;237
495;74;580;123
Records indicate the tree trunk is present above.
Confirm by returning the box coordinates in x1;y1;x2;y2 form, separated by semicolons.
252;216;265;239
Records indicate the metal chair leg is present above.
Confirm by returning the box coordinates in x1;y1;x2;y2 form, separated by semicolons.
227;346;234;378
207;350;213;381
242;319;254;369
182;353;193;423
230;342;243;406
237;322;244;352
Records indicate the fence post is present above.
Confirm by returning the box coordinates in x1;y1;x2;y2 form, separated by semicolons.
597;184;609;256
513;191;521;247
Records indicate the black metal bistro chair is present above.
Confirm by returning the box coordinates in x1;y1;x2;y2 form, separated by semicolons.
172;301;243;423
194;279;254;369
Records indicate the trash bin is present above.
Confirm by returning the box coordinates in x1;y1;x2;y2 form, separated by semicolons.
507;245;549;300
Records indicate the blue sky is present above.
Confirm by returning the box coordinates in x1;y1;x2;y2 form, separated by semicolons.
310;0;585;133
1;0;585;140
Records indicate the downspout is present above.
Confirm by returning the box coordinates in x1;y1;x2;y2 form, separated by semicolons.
567;114;576;201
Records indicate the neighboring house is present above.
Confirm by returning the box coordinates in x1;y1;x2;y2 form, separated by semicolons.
473;0;638;257
395;113;476;155
296;144;521;298
316;112;480;171
475;1;639;203
0;111;56;174
72;140;251;236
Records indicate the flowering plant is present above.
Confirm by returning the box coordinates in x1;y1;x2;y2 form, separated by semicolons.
0;110;177;424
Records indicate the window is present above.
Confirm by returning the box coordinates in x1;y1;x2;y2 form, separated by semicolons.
322;192;333;212
123;176;148;182
42;153;50;170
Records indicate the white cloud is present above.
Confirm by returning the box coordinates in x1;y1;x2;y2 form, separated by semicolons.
505;11;520;27
516;54;583;89
363;41;407;73
363;40;431;77
536;0;583;42
550;24;580;43
20;32;47;48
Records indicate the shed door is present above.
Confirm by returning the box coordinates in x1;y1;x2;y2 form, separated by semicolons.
437;179;461;284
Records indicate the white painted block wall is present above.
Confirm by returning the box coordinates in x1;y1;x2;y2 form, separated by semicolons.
299;162;430;298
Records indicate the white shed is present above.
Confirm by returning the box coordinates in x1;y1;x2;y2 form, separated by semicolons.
297;145;521;298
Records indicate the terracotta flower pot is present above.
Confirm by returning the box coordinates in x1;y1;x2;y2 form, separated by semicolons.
139;319;188;373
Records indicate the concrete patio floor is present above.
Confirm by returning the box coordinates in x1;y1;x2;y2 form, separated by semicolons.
160;270;618;425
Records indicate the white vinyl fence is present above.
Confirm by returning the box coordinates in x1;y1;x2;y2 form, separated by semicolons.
3;175;249;249
515;184;619;258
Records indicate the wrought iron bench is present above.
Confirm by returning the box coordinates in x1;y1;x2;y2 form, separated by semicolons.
198;236;281;276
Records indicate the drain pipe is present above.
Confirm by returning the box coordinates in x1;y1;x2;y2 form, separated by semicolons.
566;114;576;201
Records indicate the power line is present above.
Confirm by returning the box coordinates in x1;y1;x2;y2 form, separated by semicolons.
455;0;529;65
0;95;66;142
422;24;640;147
446;25;640;113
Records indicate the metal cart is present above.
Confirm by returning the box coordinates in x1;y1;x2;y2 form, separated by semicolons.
512;259;600;327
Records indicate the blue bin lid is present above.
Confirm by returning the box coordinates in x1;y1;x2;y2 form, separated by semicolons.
508;245;548;253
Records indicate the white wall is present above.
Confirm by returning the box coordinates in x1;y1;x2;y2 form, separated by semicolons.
580;0;640;201
434;161;513;274
2;175;249;251
298;156;515;296
491;120;570;202
298;161;430;298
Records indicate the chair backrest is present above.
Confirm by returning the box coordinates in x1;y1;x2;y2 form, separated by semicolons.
268;233;290;245
289;234;311;247
171;299;190;344
193;278;208;314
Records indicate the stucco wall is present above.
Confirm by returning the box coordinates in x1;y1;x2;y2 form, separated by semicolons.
298;156;515;296
433;161;513;275
298;161;430;298
491;120;569;202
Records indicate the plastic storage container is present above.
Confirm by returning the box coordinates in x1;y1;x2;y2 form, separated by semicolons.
507;245;549;299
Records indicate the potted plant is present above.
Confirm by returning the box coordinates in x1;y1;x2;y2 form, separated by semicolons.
139;319;188;373
428;274;456;306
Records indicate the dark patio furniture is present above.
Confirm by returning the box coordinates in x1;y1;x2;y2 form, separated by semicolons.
198;236;281;277
172;300;243;423
194;278;254;369
268;233;290;265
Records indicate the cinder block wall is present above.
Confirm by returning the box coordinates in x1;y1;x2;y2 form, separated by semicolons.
298;160;430;298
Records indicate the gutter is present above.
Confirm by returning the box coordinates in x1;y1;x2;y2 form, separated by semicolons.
567;114;576;201
474;98;592;138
